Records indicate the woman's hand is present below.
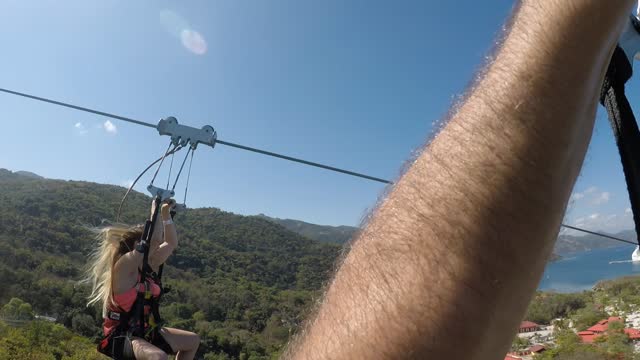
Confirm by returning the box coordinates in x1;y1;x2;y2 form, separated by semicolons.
161;199;176;221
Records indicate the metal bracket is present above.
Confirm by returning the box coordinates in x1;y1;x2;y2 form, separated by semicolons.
147;185;175;201
620;14;640;67
156;117;217;149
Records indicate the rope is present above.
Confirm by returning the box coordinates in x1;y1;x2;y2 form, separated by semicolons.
171;147;193;192
184;149;195;205
150;142;176;186
166;151;175;190
116;145;184;222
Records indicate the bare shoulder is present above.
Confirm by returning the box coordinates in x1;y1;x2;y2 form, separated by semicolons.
112;256;139;294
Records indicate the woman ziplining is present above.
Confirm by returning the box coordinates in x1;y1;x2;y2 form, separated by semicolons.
85;199;200;360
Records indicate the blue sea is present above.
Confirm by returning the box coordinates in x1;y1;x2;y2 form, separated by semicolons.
539;245;640;292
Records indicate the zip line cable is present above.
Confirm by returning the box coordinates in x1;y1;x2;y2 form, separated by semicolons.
0;87;390;185
215;140;392;184
0;87;635;245
559;224;635;245
0;87;156;129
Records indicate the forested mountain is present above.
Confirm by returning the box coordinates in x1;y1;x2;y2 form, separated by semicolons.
0;168;341;359
257;214;357;245
258;208;634;256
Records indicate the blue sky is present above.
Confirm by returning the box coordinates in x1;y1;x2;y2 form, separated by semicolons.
0;1;635;231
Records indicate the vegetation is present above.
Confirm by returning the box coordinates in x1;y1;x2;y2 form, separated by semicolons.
525;292;590;325
534;322;636;360
518;276;640;359
257;214;357;245
0;169;341;359
0;319;102;360
1;298;35;321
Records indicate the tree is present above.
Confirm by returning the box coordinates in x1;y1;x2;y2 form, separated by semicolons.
572;306;607;331
601;320;633;360
511;335;530;352
71;313;98;337
1;298;34;321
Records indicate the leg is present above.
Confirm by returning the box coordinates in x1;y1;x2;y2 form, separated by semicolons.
159;327;200;360
131;337;168;360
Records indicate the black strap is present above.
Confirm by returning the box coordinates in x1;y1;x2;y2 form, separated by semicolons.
600;46;640;245
132;196;163;335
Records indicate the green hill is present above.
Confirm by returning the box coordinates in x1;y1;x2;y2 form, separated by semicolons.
0;169;341;359
256;214;357;245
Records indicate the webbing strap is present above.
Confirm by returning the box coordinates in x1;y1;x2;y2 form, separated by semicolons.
132;196;163;336
600;45;640;245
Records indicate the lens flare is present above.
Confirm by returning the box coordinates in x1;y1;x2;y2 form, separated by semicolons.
160;9;207;56
181;29;207;55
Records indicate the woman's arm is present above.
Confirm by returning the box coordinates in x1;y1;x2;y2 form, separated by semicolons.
150;202;178;268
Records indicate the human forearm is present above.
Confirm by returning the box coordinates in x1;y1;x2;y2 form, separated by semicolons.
286;1;634;359
150;204;178;267
163;221;177;249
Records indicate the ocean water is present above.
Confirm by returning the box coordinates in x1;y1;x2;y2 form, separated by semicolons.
539;245;640;292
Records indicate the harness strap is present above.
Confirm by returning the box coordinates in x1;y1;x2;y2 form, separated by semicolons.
600;45;640;245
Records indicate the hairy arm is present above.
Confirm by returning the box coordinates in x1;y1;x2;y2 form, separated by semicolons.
285;1;634;359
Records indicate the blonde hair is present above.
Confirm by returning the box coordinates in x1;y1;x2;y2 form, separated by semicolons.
83;224;143;317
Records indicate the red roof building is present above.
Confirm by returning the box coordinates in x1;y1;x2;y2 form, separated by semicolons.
579;317;640;343
625;328;640;340
578;330;600;344
518;321;540;333
587;317;623;333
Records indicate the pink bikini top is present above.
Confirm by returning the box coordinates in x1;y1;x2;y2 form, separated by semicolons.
103;274;161;336
113;278;161;312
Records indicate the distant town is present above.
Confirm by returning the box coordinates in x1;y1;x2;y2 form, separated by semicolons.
507;276;640;359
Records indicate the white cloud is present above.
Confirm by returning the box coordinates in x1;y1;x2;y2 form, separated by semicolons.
74;122;88;135
592;192;610;206
564;210;634;235
571;193;585;201
103;120;117;134
569;187;611;206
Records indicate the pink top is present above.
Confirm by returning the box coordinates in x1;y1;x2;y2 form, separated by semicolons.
103;276;161;336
